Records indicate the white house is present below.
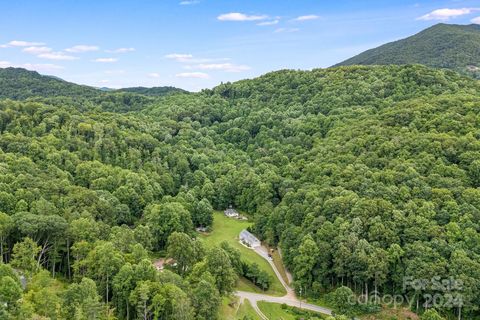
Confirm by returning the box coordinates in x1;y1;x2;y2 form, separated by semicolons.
224;207;239;218
240;229;261;248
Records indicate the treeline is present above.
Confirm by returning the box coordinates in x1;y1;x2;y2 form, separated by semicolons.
1;230;239;319
0;98;238;319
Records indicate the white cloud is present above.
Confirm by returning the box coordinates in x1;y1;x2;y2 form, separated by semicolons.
179;0;199;5
417;8;478;20
176;72;209;79
293;15;319;21
93;58;118;63
38;52;78;60
99;79;110;84
165;53;193;62
22;47;77;61
22;46;52;54
147;72;160;78
6;40;45;47
218;12;268;21
65;45;99;53
107;47;135;53
21;63;64;72
0;60;63;72
257;20;279;26
472;16;480;24
186;63;250;72
275;28;300;33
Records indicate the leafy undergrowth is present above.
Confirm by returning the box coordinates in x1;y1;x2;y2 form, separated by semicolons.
360;306;419;320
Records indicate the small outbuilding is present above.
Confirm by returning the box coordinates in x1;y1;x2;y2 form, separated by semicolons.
240;229;261;248
224;207;239;218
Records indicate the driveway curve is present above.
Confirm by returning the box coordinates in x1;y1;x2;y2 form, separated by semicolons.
236;243;333;318
236;290;333;316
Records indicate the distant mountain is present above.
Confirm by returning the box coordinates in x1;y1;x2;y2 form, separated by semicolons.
335;23;480;78
98;87;116;92
0;68;187;103
117;86;188;96
0;68;158;113
0;67;101;100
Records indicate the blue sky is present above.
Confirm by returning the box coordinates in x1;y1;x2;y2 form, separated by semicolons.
1;0;479;91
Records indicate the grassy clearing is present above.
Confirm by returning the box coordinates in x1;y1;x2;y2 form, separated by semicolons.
199;211;286;296
236;276;271;294
237;299;261;320
257;302;296;320
306;297;335;310
258;301;327;320
218;296;261;320
218;297;238;320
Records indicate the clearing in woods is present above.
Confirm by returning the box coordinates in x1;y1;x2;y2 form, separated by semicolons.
198;211;286;296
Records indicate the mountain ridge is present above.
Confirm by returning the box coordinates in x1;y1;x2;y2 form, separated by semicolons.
335;23;480;78
0;67;187;100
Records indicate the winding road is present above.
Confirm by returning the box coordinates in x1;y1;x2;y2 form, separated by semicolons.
236;244;333;319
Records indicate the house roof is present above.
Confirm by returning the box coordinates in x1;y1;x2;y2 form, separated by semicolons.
240;229;260;244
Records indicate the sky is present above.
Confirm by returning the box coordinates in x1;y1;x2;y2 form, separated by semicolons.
0;0;479;91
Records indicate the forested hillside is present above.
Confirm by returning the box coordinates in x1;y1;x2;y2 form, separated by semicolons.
117;86;188;96
0;68;162;113
0;68;100;100
0;64;479;319
336;23;480;79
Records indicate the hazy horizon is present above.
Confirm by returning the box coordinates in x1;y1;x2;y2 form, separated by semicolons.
1;0;480;91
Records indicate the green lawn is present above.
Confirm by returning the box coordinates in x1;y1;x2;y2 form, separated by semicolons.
199;211;286;296
218;297;261;320
269;246;290;285
218;297;238;320
306;297;335;310
258;301;327;320
258;302;297;320
236;276;271;294
237;299;261;320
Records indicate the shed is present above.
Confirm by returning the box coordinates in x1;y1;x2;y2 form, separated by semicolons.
224;207;239;218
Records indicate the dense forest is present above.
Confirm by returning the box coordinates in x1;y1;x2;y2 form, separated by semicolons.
116;86;188;97
0;64;479;319
336;23;480;79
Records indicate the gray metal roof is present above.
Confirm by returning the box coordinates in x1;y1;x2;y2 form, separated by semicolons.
240;229;260;245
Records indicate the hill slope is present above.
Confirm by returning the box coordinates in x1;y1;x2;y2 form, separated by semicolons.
117;86;188;96
0;67;159;112
1;65;480;318
335;23;480;78
0;67;101;99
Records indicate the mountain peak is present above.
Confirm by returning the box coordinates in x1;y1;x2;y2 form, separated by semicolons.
335;23;480;78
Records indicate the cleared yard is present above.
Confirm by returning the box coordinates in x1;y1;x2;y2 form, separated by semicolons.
199;211;286;296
